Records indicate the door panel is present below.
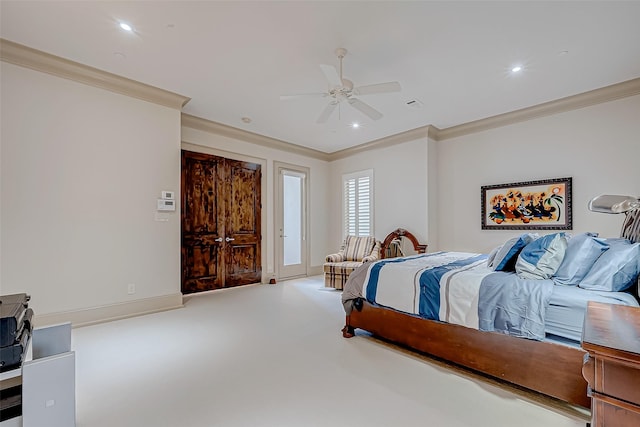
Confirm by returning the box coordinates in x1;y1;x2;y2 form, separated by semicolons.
224;159;262;287
182;152;224;293
182;151;261;293
182;240;221;291
276;165;308;279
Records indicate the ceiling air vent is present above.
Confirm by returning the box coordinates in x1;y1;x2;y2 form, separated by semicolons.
405;99;424;109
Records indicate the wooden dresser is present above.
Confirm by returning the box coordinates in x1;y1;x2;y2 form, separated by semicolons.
582;301;640;427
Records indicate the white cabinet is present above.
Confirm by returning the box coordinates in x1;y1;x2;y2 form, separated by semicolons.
0;323;75;427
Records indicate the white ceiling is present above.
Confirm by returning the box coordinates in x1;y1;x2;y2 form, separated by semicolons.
2;1;640;153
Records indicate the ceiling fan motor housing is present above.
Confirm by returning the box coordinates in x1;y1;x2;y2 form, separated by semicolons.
330;78;354;100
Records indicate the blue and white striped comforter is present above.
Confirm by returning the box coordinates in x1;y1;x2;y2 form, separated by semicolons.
359;251;553;340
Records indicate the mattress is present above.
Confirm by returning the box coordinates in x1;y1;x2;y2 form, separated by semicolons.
545;284;640;342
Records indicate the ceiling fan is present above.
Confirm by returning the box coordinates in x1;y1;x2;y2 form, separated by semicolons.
280;48;401;124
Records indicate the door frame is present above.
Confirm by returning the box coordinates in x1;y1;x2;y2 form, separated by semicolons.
274;161;310;280
181;142;268;284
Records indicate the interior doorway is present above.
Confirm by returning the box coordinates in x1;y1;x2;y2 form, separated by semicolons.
275;162;309;280
181;150;262;293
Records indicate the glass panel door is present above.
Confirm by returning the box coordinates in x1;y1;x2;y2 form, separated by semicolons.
283;174;302;266
276;165;308;279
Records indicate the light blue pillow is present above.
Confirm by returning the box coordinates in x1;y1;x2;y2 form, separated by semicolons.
493;233;538;272
516;233;568;280
553;233;609;286
487;245;502;268
579;239;640;292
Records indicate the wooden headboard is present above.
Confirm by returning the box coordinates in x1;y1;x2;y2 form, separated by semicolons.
620;210;640;299
380;228;427;259
621;209;640;243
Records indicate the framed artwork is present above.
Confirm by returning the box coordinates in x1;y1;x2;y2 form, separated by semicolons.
481;177;572;230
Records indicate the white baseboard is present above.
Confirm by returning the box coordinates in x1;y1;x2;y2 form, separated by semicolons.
33;293;184;328
308;265;323;276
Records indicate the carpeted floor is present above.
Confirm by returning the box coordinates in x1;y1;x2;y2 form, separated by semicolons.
71;276;590;427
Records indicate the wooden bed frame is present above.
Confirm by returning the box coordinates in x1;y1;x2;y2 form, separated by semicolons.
380;228;427;258
347;300;589;408
343;213;640;410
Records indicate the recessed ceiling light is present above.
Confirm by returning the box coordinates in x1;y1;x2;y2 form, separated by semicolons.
511;66;522;73
119;22;133;32
351;122;360;129
241;117;252;124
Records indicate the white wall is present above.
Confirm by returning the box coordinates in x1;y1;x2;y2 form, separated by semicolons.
1;63;182;317
327;95;640;255
436;95;640;253
180;128;330;274
3;52;636;322
329;138;434;248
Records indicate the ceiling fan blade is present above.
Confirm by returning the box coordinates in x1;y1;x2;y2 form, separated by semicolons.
280;93;327;101
353;81;401;96
319;64;342;88
348;98;383;121
316;102;338;124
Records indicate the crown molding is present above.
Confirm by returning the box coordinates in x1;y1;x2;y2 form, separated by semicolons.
0;38;190;110
181;113;331;162
328;125;439;161
4;38;637;153
437;77;640;141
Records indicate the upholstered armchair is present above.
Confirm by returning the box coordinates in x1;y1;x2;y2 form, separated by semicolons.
323;235;381;290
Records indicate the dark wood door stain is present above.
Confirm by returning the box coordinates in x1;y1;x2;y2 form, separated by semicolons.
181;150;261;293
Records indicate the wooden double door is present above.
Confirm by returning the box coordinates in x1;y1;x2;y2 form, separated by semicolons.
181;150;262;293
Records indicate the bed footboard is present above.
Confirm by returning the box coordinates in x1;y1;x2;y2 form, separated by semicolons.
345;301;590;409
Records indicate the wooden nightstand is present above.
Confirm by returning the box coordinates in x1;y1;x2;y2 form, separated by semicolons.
582;301;640;427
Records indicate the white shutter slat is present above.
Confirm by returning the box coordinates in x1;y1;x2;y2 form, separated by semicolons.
342;170;373;237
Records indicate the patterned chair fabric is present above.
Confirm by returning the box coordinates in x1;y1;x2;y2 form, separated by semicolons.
324;236;381;290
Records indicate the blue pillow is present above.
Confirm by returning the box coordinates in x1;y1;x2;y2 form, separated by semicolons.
493;233;538;272
553;233;609;286
579;239;640;292
516;233;568;279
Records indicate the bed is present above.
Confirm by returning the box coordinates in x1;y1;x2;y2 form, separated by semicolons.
341;212;640;409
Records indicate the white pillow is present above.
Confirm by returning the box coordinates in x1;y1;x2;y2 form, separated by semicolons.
516;233;568;280
487;245;502;268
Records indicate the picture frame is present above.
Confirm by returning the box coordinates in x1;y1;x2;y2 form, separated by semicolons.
481;177;572;230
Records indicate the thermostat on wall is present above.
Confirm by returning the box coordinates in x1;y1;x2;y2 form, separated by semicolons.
157;199;176;211
162;191;174;200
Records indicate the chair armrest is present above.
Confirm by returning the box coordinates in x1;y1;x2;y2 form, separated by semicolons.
361;254;378;263
361;241;381;263
326;253;345;262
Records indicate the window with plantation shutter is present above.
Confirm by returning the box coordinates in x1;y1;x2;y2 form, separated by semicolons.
342;169;373;237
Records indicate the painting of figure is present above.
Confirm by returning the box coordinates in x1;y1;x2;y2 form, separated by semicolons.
481;178;572;230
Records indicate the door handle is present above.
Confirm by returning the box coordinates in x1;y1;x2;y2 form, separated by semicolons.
214;237;223;242
225;237;235;242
